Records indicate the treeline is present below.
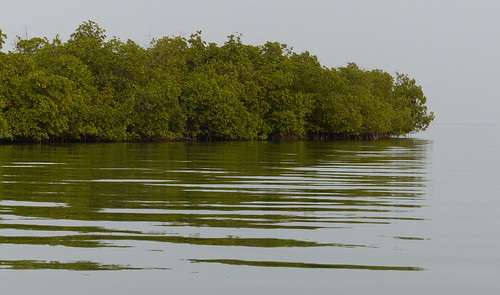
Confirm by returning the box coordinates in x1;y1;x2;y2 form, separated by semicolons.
0;21;433;142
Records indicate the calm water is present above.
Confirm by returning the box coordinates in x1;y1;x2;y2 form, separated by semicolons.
1;123;499;294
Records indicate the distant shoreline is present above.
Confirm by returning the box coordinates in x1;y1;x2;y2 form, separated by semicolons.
0;21;433;143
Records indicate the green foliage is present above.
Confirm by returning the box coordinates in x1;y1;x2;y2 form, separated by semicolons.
0;22;433;142
15;36;49;54
392;73;435;133
0;29;7;50
70;20;106;43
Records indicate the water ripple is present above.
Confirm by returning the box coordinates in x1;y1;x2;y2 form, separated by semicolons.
0;140;431;272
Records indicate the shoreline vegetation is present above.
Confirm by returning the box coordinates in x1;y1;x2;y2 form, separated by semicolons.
0;21;433;143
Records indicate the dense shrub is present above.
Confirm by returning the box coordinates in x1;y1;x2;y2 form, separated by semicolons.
0;21;433;142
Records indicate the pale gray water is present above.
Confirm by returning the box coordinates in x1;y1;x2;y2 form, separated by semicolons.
0;123;499;294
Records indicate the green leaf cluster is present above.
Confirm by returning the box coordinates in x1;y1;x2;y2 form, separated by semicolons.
0;21;433;142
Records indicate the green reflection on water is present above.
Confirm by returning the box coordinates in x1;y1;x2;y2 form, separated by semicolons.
190;259;424;271
0;139;430;271
0;234;362;248
0;260;143;271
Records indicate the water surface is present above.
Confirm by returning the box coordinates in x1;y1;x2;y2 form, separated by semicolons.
1;125;498;294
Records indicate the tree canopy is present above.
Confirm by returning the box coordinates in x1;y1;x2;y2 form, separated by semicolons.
0;21;433;142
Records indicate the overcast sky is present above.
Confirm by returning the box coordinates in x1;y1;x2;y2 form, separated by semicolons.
1;0;499;126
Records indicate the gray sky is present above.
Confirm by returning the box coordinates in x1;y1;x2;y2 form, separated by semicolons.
1;0;499;126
